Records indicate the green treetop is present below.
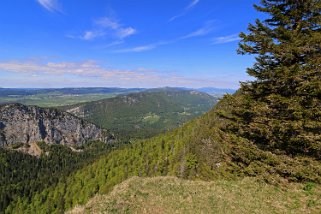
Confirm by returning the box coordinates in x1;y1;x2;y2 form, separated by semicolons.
227;0;321;159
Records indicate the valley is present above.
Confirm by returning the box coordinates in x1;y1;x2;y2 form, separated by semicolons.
0;88;145;107
0;87;220;212
1;0;321;213
4;93;321;213
60;88;218;139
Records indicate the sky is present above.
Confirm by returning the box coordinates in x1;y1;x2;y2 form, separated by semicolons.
0;0;262;89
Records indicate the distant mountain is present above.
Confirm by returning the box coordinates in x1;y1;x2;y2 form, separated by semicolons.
21;92;321;213
0;87;146;107
0;87;235;97
197;87;236;95
0;103;113;148
61;89;218;139
0;87;145;97
0;87;232;107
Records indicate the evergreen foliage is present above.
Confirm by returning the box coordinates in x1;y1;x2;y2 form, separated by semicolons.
223;0;321;159
2;1;321;213
0;141;122;212
5;96;321;213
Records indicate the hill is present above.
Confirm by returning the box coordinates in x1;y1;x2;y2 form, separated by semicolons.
7;94;321;213
69;176;321;214
0;87;145;97
4;1;321;213
61;89;217;139
0;87;232;108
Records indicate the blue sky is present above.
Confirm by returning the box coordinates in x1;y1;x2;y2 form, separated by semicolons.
0;0;261;89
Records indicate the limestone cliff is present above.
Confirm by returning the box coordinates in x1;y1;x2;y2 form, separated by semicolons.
0;103;113;147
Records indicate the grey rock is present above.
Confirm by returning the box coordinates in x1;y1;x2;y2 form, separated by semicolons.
0;103;113;147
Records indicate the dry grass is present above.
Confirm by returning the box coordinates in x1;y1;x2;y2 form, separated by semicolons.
67;176;321;214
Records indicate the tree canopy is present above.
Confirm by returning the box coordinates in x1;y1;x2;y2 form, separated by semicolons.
227;0;321;159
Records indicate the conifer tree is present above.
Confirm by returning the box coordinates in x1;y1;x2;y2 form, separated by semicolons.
228;0;321;158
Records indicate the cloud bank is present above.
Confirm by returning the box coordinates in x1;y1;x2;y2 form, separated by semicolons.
0;60;240;88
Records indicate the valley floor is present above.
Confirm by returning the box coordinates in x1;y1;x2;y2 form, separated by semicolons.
68;176;321;214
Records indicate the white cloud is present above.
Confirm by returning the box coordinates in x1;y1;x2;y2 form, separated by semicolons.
70;17;136;41
0;60;103;76
0;60;160;80
212;34;240;44
113;40;172;53
80;31;106;41
186;0;200;10
113;21;214;53
97;40;124;49
113;45;156;53
117;27;136;39
0;59;240;88
181;21;215;39
95;17;119;29
36;0;61;13
169;0;200;22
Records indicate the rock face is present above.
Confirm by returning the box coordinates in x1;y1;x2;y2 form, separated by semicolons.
0;103;112;147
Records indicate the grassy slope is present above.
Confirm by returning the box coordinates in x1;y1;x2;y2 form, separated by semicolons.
69;176;321;214
61;89;217;139
9;94;321;213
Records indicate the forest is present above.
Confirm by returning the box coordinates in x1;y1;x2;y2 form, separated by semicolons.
1;0;321;213
0;141;127;212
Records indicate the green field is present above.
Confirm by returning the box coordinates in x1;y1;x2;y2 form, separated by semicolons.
0;87;147;107
0;93;118;107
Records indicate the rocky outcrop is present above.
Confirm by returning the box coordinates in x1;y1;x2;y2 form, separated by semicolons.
0;103;113;147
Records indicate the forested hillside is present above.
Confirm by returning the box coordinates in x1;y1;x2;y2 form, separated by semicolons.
2;0;321;213
0;141;125;212
61;89;217;139
6;94;321;213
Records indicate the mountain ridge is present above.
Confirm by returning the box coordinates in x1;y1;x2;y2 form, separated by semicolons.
10;93;320;213
61;89;217;139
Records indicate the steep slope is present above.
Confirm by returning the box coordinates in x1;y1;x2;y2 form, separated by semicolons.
8;95;321;213
6;1;321;213
0;141;119;212
69;176;321;214
0;103;113;147
61;89;217;139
